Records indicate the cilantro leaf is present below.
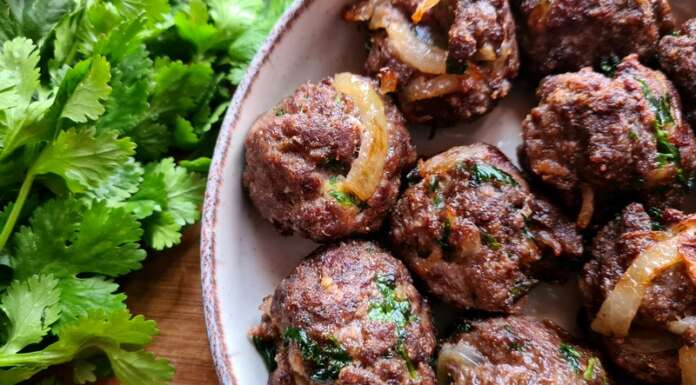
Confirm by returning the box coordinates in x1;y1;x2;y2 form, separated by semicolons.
12;198;146;280
83;157;144;205
59;55;111;123
0;0;75;44
31;128;136;193
127;158;205;249
57;276;127;327
0;310;174;385
0;275;60;354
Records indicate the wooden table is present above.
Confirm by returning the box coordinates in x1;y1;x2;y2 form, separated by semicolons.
99;226;219;385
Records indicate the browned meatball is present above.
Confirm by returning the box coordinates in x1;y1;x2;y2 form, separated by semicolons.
389;144;582;312
250;240;437;385
522;55;696;224
243;75;416;241
580;203;696;384
437;316;611;385
659;18;696;126
516;0;674;75
345;0;519;125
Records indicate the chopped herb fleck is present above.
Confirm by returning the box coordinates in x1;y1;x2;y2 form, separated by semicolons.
559;343;582;373
509;279;535;300
647;207;665;231
327;176;361;207
628;130;639;141
584;357;600;381
406;168;423;185
428;176;440;193
480;232;501;251
428;176;444;208
439;218;452;251
283;327;351;382
508;341;526;352
275;108;285;116
369;274;418;379
598;54;620;77
253;336;277;371
465;163;518;186
636;79;681;169
446;56;468;75
454;321;474;334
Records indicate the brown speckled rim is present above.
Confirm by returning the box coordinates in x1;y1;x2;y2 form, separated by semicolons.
200;1;313;384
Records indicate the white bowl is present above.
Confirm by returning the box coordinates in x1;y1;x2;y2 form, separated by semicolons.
201;1;696;384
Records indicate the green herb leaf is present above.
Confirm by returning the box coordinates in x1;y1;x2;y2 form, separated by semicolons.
12;198;146;281
0;275;60;354
598;54;620;78
466;162;517;186
480;232;501;251
252;336;277;371
283;327;351;382
559;343;582;373
584;356;599;381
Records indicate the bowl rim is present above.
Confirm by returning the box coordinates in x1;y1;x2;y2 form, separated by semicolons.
199;0;314;384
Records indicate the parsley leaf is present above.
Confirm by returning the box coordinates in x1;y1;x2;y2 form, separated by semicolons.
465;162;518;186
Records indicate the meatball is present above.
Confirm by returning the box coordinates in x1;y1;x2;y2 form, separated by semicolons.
659;18;696;125
243;74;416;241
516;0;674;75
522;55;696;225
344;0;519;125
580;203;696;384
250;240;437;385
389;144;582;312
437;316;610;385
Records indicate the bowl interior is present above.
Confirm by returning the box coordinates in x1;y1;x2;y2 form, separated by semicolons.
201;1;696;384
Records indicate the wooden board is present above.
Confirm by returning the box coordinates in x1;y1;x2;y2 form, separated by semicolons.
99;225;219;385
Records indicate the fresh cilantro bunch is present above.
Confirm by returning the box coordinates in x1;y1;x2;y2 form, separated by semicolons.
0;0;290;383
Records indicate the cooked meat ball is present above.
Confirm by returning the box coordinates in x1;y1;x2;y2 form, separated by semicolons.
344;0;519;125
243;74;416;241
437;316;610;385
516;0;674;75
580;203;696;384
250;240;437;385
522;54;696;224
659;18;696;125
389;144;582;312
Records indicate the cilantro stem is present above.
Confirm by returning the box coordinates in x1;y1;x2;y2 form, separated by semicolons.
0;172;35;251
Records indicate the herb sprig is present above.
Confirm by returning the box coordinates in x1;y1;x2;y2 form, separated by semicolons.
0;0;291;383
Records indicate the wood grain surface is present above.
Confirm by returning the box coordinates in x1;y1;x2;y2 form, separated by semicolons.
99;225;219;385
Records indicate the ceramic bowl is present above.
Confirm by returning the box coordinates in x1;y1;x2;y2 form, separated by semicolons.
201;1;696;384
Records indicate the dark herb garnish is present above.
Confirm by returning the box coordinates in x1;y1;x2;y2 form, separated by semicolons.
465;163;518;186
508;279;536;301
252;336;277;371
508;341;526;352
446;56;468;75
369;274;418;379
480;232;501;251
428;176;444;208
428;176;439;193
559;343;582;373
647;207;665;230
636;79;680;166
598;54;620;77
438;217;452;251
406;168;423;185
628;130;639;141
275;108;285;116
454;321;474;334
283;327;351;382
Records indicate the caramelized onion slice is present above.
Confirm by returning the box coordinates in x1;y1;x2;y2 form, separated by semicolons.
370;2;447;74
668;316;696;335
437;342;486;383
412;0;441;23
332;73;389;201
403;75;463;102
576;184;594;230
591;218;696;337
680;346;696;385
